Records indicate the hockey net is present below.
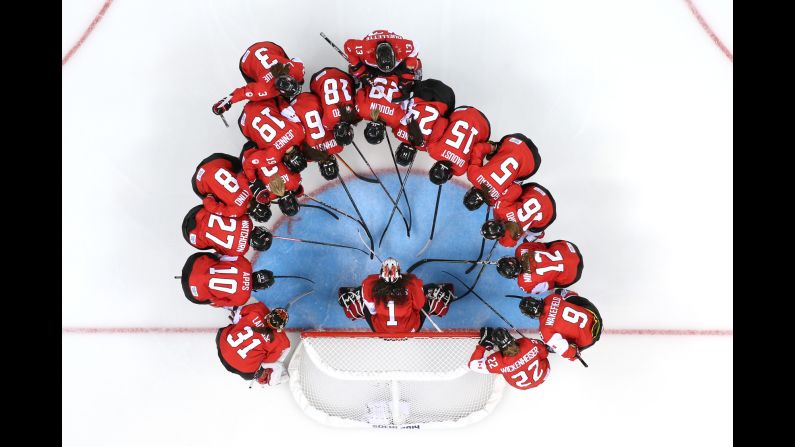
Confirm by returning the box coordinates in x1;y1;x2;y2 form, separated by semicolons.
288;331;505;429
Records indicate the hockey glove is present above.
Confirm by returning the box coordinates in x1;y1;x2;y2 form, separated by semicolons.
338;287;365;320
212;94;234;115
425;283;454;317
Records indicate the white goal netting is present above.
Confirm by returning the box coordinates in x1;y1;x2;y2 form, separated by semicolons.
288;331;505;429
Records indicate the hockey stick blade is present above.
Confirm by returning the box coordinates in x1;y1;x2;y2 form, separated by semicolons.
273;275;315;284
272;235;369;255
406;258;498;274
301;203;339;220
285;289;315;310
416;183;443;257
337;155;378;184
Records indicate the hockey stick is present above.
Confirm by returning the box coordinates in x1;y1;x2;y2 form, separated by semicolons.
420;308;443;333
338;175;375;258
272;235;368;255
350;141;410;236
273;275;315;284
465;206;491;274
357;230;383;262
378;157;415;247
406;258;498;274
303;193;374;258
284;289;315;311
455;240;498;301
300;203;339;220
442;271;525;338
219;114;230;128
337;155;378;184
385;134;412;231
320;32;349;62
416;184;443;257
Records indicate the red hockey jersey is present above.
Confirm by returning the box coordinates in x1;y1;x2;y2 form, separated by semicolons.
515;240;584;294
281;93;342;155
467;133;541;205
469;338;550;390
231;41;305;104
360;273;426;333
216;302;291;376
240;147;302;202
344;30;420;81
192;153;251;218
539;292;602;360
181;253;253;307
355;75;407;129
182;205;252;256
492;183;556;247
309;67;358;131
239;99;305;156
427;106;492;176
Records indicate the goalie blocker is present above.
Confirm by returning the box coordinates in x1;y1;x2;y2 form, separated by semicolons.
338;283;455;329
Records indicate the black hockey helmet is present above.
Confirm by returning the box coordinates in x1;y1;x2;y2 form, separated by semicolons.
429;160;453;185
491;328;516;351
250;226;273;251
481;219;506;240
333;121;354;146
278;192;300;216
318;158;339;181
395;143;417;167
275;75;300;100
463;187;487;211
376;42;396;72
496;256;522;279
248;201;272;223
364;121;386;145
253;269;275;290
519;297;544;318
265;307;289;331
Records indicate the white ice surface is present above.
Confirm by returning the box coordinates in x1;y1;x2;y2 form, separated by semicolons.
62;0;732;445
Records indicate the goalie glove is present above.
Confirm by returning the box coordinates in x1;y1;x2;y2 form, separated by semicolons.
254;361;287;386
424;283;454;317
338;287;365;320
212;94;234;115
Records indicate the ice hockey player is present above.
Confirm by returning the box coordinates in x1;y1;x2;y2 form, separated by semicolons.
480;182;557;247
212;41;305;115
344;30;421;89
468;328;550;390
279;92;344;180
191;152;270;222
392;79;456;166
355;74;409;145
238;99;307;173
216;302;291;386
337;258;453;333
426;106;493;185
180;252;276;307
182;204;272;255
519;289;603;361
463;133;542;211
309;67;360;147
239;142;304;217
496;239;584;295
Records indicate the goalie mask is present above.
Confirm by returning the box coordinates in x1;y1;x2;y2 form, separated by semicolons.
380;257;401;283
519;297;544;318
265;307;289;331
375;42;396;72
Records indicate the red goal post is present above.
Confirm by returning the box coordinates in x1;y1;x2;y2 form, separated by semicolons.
288;331;505;429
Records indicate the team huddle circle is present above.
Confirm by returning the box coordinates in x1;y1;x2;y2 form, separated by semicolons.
180;29;604;428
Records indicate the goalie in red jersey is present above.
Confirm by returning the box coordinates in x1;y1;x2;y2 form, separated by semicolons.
309;67;360;147
211;41;305;115
463;133;542;211
519;289;603;361
496;239;584;295
337;258;454;333
392;79;456;166
216;302;291;385
469;328;551;390
426;106;493;185
480;182;557;247
344;30;421;88
180;253;276;308
181;204;272;256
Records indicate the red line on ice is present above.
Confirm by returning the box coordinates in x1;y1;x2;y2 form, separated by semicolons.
684;0;733;62
62;327;733;336
62;0;115;66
